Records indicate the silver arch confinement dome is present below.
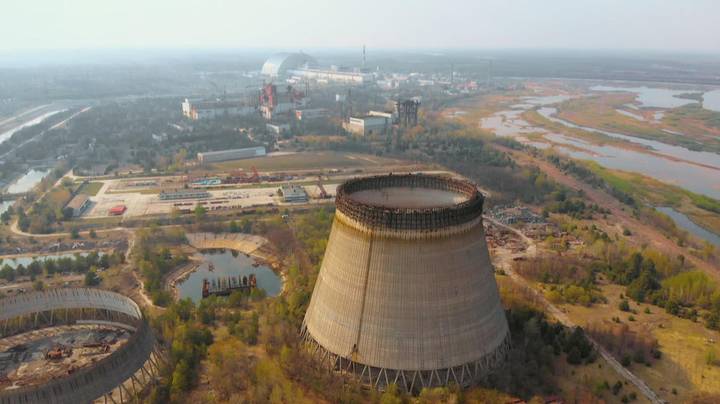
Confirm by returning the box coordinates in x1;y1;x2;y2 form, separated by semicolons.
302;174;510;392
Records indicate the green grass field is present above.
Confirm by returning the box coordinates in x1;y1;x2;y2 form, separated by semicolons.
76;181;103;196
212;152;406;172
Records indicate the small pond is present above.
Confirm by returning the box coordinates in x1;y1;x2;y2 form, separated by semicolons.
177;249;281;302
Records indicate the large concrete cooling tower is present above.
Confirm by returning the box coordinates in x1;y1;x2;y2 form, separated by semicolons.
301;173;510;392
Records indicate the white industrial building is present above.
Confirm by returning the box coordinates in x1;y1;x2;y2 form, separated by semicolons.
266;123;290;134
294;108;329;121
197;146;266;164
343;115;390;136
182;99;256;120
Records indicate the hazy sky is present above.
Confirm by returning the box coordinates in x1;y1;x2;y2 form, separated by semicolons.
1;0;718;52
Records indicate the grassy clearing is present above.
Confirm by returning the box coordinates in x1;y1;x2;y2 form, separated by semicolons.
664;104;720;134
496;276;643;403
212;152;405;172
561;283;720;403
75;181;103;196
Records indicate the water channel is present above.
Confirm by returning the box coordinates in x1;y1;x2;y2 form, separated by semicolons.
656;207;720;247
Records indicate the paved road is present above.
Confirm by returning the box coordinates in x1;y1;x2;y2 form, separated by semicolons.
485;216;665;404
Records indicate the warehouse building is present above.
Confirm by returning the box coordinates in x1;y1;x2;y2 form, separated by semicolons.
294;108;329;121
343;115;390;136
197;146;266;164
159;189;210;200
65;194;91;217
280;184;308;203
182;99;256;121
266;123;290;135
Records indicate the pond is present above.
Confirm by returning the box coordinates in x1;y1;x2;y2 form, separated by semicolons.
6;169;52;194
177;249;281;302
656;207;720;247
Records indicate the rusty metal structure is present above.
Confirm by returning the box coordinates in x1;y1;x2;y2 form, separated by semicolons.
395;99;420;127
0;288;164;404
302;174;510;393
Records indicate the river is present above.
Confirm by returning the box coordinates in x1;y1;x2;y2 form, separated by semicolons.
0;200;13;216
6;169;52;194
480;95;720;199
704;89;720;113
0;110;63;145
656;207;720;247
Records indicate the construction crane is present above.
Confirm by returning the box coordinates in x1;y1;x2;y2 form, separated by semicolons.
317;175;328;199
225;166;260;184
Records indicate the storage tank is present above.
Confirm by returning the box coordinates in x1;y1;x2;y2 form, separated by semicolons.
302;173;510;392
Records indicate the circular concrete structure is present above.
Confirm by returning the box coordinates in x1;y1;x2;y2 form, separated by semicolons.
0;288;163;404
302;174;510;392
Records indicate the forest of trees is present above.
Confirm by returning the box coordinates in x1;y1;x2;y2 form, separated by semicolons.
133;226;188;306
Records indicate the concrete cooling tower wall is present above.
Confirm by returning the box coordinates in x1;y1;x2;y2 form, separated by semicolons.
302;174;510;392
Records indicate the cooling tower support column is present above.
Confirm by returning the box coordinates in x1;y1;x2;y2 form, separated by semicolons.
301;174;511;393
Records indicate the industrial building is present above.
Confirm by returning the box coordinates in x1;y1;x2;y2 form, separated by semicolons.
182;98;255;121
197;146;266;164
258;83;306;120
159;189;210;200
294;108;329;121
266;123;290;135
65;194;91;217
302;174;510;392
280;184;308;203
343;115;390;136
261;52;372;85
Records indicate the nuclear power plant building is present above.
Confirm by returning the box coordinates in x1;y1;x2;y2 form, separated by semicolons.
302;174;510;392
262;52;372;84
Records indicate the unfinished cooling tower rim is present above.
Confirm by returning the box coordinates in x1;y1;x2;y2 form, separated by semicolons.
336;173;484;231
0;288;164;404
335;209;483;240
